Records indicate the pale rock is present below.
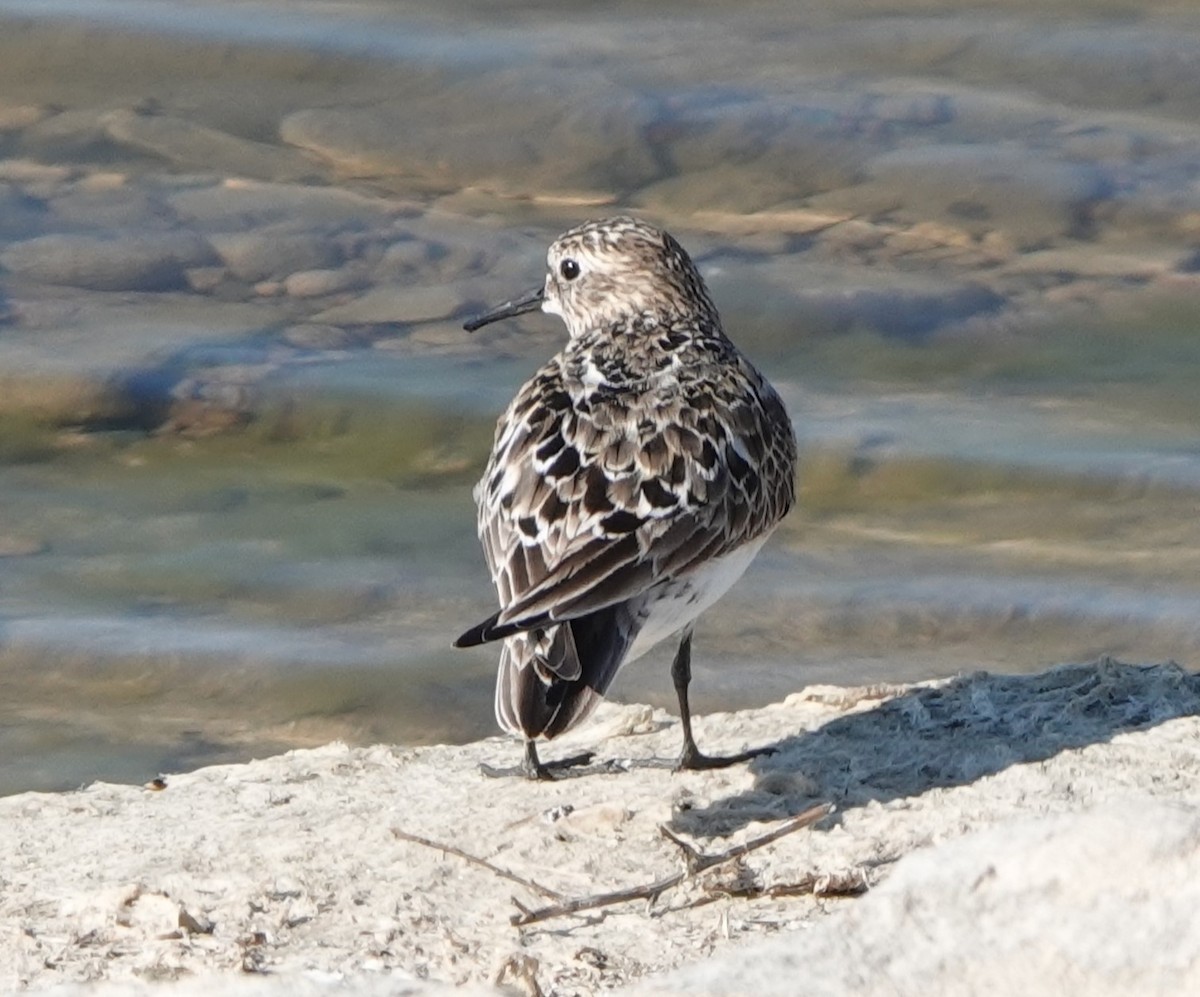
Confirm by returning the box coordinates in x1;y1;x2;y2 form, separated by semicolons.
0;103;50;131
103;109;318;182
0;231;215;291
209;231;342;283
283;268;365;298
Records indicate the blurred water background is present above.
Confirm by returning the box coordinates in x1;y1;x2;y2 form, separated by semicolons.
1;0;1199;793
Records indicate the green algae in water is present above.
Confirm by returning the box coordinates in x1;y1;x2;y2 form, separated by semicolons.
800;292;1200;431
0;392;494;621
795;449;1132;517
118;393;495;489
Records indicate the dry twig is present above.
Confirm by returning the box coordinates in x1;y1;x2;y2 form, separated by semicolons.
394;803;835;928
723;868;869;900
391;826;566;901
510;802;834;926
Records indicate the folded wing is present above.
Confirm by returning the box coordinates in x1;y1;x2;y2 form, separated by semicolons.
455;360;792;649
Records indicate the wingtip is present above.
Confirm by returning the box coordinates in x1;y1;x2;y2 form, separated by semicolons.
455;609;510;647
455;610;552;648
453;620;491;648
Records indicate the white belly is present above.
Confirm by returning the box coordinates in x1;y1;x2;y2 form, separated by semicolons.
624;535;769;663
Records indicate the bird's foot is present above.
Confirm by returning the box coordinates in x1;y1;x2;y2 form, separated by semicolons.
622;742;776;772
479;745;612;781
674;742;776;772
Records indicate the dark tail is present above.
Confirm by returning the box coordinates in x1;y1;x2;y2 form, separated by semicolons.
494;606;634;739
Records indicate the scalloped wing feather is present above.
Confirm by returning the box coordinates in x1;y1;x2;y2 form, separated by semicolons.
456;354;795;648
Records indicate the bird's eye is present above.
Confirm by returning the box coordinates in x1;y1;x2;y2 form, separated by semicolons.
559;258;581;281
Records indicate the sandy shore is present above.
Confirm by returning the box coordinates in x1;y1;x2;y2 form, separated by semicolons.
4;658;1200;996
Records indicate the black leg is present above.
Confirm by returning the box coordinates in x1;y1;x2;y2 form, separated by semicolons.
479;739;597;780
520;739;590;781
522;738;546;779
671;629;774;771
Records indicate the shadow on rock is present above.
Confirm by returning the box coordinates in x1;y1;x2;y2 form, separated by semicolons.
672;658;1200;835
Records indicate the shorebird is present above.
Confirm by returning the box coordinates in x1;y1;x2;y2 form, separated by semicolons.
455;217;796;778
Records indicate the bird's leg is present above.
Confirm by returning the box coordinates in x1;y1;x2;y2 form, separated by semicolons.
671;629;774;771
479;739;596;780
522;738;546;779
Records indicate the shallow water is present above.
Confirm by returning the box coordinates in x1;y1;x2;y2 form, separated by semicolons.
1;0;1199;794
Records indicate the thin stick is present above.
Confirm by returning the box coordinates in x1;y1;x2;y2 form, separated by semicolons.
720;869;868;900
515;869;689;926
510;802;833;926
391;827;566;901
668;803;835;875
